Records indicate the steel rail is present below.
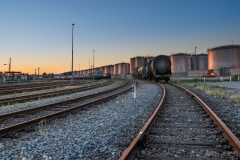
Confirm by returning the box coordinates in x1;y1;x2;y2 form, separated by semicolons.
0;81;83;89
119;83;166;160
0;81;131;137
120;82;240;159
0;81;127;121
0;80;114;105
171;83;240;157
0;81;94;95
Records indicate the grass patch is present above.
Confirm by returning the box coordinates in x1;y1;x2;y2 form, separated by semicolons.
230;95;240;105
39;119;50;136
170;78;200;84
193;84;229;99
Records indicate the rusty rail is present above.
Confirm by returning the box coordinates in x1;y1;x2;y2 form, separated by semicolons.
0;81;127;121
120;82;240;159
171;83;240;157
119;83;166;160
0;80;96;95
0;81;130;137
0;80;114;105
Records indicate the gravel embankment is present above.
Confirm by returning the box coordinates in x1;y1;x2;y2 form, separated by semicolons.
182;83;240;140
0;81;162;160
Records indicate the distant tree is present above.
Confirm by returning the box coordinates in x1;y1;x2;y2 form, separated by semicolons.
51;73;54;78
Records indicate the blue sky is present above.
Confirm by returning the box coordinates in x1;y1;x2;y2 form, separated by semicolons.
0;0;239;74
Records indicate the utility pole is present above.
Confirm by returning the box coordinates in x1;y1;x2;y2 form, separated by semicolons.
89;59;91;74
38;67;39;79
9;57;11;73
71;23;74;85
195;47;197;77
93;50;95;80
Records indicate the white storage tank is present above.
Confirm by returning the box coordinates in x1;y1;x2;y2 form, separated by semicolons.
170;53;191;76
208;45;240;69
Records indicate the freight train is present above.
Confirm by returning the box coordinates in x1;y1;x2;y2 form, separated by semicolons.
132;55;171;82
58;71;111;80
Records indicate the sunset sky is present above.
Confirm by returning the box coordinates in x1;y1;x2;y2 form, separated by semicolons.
1;0;240;74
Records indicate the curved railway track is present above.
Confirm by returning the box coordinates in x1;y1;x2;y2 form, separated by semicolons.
0;80;132;138
120;82;240;160
0;80;94;95
0;80;113;105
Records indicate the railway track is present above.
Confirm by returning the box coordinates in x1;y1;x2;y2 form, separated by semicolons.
0;80;113;105
0;80;93;95
0;80;132;138
120;83;240;159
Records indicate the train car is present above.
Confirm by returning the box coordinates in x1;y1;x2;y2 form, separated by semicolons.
133;55;171;82
93;71;103;80
137;64;148;79
132;67;139;79
103;73;111;79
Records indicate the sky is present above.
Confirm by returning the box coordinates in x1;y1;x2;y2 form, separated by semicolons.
0;0;240;74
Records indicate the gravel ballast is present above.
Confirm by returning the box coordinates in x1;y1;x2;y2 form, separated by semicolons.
0;80;117;115
0;81;162;159
182;83;240;140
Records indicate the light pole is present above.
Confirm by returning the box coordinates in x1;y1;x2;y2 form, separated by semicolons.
71;23;74;84
35;69;36;81
93;50;95;80
38;67;39;79
79;64;80;75
195;47;197;77
89;59;90;73
4;57;11;78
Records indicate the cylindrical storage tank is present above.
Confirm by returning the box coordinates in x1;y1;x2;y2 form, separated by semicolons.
196;53;208;70
192;53;208;70
145;56;154;64
100;66;105;74
135;56;145;68
126;63;130;74
208;45;240;69
82;70;85;74
118;63;130;75
104;65;113;74
93;67;100;72
87;69;92;74
118;63;125;75
114;64;119;75
170;53;191;74
191;55;196;70
130;58;135;73
109;65;114;75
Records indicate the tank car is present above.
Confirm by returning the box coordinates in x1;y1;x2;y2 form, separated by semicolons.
133;55;171;82
132;67;139;79
103;73;111;79
137;64;148;79
93;71;103;80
